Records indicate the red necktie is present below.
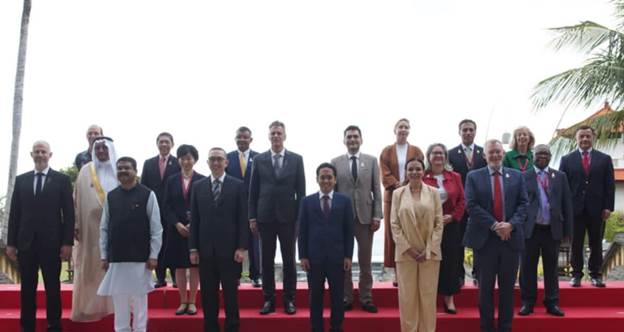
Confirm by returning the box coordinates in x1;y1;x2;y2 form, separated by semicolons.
582;151;590;176
159;157;167;180
322;195;331;219
492;171;503;222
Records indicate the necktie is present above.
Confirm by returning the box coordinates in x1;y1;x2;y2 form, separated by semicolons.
239;151;247;177
350;156;358;181
159;156;167;180
35;172;43;196
322;195;331;218
273;154;282;175
212;179;221;202
465;146;473;165
582;151;590;176
492;171;503;222
538;171;550;222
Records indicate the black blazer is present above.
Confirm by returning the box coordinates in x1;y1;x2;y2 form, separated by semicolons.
140;155;180;216
448;144;487;185
188;175;249;260
298;192;354;264
524;168;573;240
225;149;259;193
8;169;75;251
559;149;615;219
248;150;306;223
163;172;205;227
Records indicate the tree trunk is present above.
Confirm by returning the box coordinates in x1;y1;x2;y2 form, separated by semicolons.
1;0;32;246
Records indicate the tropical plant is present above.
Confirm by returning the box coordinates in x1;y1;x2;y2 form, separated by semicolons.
532;0;624;151
1;0;32;246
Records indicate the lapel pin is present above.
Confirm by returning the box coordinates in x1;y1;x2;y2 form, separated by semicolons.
551;172;556;178
505;173;510;179
457;149;462;154
360;162;365;167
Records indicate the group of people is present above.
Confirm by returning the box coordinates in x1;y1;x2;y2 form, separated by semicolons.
5;117;615;332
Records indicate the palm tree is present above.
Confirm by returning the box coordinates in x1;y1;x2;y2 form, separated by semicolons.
532;0;624;150
1;0;32;246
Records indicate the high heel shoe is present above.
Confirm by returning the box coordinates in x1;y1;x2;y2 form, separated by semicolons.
443;302;457;315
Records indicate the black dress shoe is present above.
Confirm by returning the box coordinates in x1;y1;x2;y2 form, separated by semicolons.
591;278;606;288
472;279;478;287
443;302;457;315
284;301;297;315
343;301;353;311
569;277;581;287
546;305;565;317
259;301;275;315
518;305;533;316
392;281;398;287
361;302;378;313
154;281;167;288
251;278;262;288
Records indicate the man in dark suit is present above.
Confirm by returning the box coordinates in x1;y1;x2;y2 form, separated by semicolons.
448;119;487;285
249;120;306;315
519;144;573;317
73;124;103;170
140;132;181;287
225;126;261;287
299;163;354;332
330;125;382;313
189;147;248;332
6;141;75;332
463;139;528;332
559;125;615;287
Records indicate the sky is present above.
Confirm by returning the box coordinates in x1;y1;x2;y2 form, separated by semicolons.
0;0;617;193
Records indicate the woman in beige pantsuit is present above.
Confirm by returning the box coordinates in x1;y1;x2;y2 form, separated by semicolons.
391;158;444;332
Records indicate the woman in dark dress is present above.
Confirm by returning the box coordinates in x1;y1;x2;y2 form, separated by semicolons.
163;144;205;315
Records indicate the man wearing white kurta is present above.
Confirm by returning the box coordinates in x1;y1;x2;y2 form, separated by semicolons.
97;157;163;332
72;137;117;322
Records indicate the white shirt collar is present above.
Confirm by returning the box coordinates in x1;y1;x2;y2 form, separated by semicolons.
534;165;550;173
238;149;250;158
487;165;502;174
347;152;360;159
318;190;334;200
210;173;226;183
33;167;50;175
271;148;285;157
578;148;593;155
462;143;475;151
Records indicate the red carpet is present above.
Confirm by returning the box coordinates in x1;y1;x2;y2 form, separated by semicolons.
0;282;622;331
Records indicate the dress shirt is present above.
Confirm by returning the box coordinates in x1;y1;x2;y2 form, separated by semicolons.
271;148;285;169
534;166;551;225
347;152;361;172
396;144;408;183
433;174;448;203
32;167;50;194
209;173;227;185
239;149;251;162
318;190;334;210
488;166;506;227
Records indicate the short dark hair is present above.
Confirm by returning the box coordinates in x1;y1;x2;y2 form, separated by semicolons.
236;126;252;136
156;132;174;144
403;158;425;185
176;144;198;161
209;147;227;155
343;125;362;137
458;119;477;130
117;156;137;171
576;125;595;135
269;121;285;130
316;162;337;177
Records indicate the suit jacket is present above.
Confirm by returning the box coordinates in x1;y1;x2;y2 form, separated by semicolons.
8;169;75;251
248;150;306;223
422;170;465;222
225;149;259;193
188;175;249;260
558;149;615;219
163;172;205;227
524;168;573;240
379;143;424;204
463;167;528;251
298;192;354;264
331;152;382;224
140;155;181;218
447;144;487;185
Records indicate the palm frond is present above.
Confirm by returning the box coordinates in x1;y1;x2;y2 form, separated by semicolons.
549;110;624;157
549;21;624;54
532;54;624;110
614;0;624;28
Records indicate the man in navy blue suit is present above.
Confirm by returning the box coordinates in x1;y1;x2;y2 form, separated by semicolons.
463;139;528;332
519;144;572;317
225;126;261;287
299;163;354;332
559;125;615;287
447;119;487;286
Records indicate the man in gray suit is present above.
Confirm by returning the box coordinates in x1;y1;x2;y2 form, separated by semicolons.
249;121;306;315
331;125;382;313
519;144;572;317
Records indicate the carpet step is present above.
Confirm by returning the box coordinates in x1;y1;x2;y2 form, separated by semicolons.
0;307;623;332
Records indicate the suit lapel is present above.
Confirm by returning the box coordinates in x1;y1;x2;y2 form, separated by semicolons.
313;193;325;220
25;171;35;200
